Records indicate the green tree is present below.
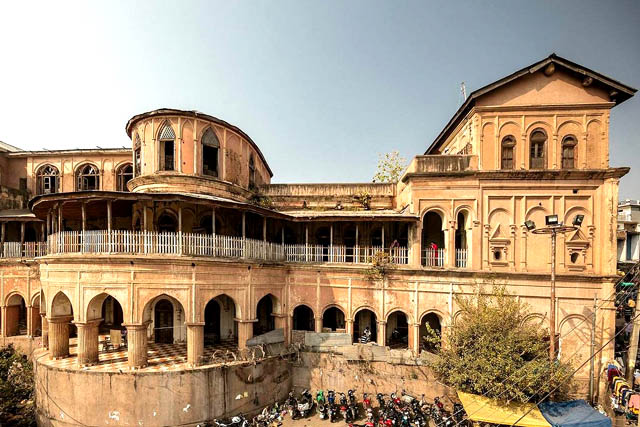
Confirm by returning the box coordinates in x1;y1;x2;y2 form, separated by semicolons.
427;286;574;403
0;345;36;426
373;151;407;183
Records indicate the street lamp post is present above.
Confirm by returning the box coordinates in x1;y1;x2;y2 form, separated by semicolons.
525;214;583;361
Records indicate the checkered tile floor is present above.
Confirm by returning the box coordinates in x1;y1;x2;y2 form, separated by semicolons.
41;336;238;372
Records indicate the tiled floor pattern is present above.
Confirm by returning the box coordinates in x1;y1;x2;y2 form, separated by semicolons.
41;336;238;372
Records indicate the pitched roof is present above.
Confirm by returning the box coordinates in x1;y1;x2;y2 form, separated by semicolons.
425;53;637;154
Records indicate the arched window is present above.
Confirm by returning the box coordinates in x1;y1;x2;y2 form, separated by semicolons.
134;133;142;177
36;165;59;195
501;136;515;170
116;163;133;191
562;136;577;169
529;129;546;169
249;155;256;189
158;122;175;171
76;164;99;191
202;128;219;177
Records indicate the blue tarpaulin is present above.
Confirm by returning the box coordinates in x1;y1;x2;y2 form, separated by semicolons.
538;400;611;427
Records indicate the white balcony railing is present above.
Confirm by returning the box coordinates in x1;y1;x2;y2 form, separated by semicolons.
456;249;468;268
422;248;445;267
0;242;47;259
40;231;410;265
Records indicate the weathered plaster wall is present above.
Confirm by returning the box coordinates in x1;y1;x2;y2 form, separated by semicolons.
35;355;291;426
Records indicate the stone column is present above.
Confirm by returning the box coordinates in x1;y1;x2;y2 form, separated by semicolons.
26;305;32;337
75;320;101;366
315;316;323;333
345;318;354;337
410;222;422;266
377;321;386;347
186;322;204;366
48;316;72;359
274;314;288;345
410;323;420;355
0;306;6;336
125;323;149;369
41;314;49;348
237;320;254;350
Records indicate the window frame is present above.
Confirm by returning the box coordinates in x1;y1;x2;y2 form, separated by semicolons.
500;136;516;170
529;129;547;170
76;164;100;191
248;154;256;189
116;163;134;192
561;135;577;169
157;122;175;172
36;164;60;195
201;128;220;177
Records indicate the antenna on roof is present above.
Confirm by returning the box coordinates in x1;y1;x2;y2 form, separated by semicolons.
460;82;467;103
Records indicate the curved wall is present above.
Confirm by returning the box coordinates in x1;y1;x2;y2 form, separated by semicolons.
35;354;291;426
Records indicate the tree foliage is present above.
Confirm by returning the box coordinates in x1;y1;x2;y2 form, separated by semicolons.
0;345;36;426
373;151;407;183
427;286;574;403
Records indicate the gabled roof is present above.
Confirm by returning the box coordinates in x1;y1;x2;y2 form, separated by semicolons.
425;53;637;154
0;140;23;153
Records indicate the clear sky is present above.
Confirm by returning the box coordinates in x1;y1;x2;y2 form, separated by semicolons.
0;1;638;197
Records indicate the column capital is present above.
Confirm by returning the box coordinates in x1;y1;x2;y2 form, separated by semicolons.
73;318;103;327
185;322;205;327
234;318;258;324
48;315;74;324
123;321;151;330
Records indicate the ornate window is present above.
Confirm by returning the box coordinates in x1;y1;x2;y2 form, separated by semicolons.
501;136;515;170
562;136;577;169
158;122;175;171
201;128;219;177
529;129;546;169
249;154;256;189
117;163;134;191
36;165;59;195
76;164;100;191
134;133;142;177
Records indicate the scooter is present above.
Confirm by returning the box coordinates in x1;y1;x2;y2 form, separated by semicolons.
360;326;372;343
318;402;328;420
287;392;299;419
340;393;352;422
214;415;250;427
363;393;372;410
297;389;314;418
329;403;339;423
376;393;385;409
328;390;336;406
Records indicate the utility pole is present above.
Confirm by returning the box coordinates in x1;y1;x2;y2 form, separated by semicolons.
626;281;640;383
589;294;597;405
550;229;557;361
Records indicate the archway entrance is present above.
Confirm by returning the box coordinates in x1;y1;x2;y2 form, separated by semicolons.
6;294;27;336
419;313;442;352
386;311;409;348
292;305;314;331
254;295;276;336
157;213;177;233
353;309;377;343
322;307;345;332
204;299;221;344
154;299;174;344
100;296;124;333
421;211;445;267
31;295;42;337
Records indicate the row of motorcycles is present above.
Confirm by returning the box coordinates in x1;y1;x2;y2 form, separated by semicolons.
214;389;469;427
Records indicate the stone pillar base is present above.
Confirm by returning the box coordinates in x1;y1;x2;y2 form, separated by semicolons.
314;317;323;333
124;323;149;369
48;316;73;360
186;322;204;366
75;319;101;366
237;320;255;350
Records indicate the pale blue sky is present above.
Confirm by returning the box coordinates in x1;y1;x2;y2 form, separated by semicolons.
0;1;638;197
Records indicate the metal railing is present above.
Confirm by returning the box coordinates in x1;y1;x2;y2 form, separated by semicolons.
455;249;468;268
283;244;409;264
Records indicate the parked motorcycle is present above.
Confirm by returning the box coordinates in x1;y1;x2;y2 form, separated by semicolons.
359;326;372;343
214;415;250;427
329;402;339;423
297;389;314;418
318;402;328;420
363;393;372;410
286;392;299;419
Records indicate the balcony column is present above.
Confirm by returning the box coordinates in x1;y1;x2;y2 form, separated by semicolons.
314;316;323;333
1;222;5;256
41;313;49;348
178;206;183;254
447;221;456;267
211;208;216;234
107;200;112;252
46;211;51;236
75;319;101;366
377;320;387;347
48;316;72;359
20;222;25;246
237;319;254;350
329;224;333;262
381;224;385;249
242;211;246;258
410;222;422;266
81;202;86;232
305;225;309;262
58;203;63;232
355;224;359;263
186;322;204;366
125;323;149;369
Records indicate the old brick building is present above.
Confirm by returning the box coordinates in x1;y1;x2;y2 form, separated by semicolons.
0;54;636;425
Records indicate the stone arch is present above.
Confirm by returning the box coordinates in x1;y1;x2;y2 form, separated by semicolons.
452;310;463;326
385;309;410;348
5;293;28;336
352;306;378;343
524;206;551;271
521;313;546;327
498;120;520;133
138;289;189;324
142;294;186;344
292;304;314;332
156;120;177;141
564;206;590;226
49;290;74;318
421;209;447;267
321;304;346;332
254;290;282;315
204;293;238;343
558;314;591;370
254;293;279;336
524;120;553;134
85;292;126;328
419;310;443;352
556;119;584;134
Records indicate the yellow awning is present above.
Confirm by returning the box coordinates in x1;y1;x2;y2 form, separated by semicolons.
457;391;551;427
